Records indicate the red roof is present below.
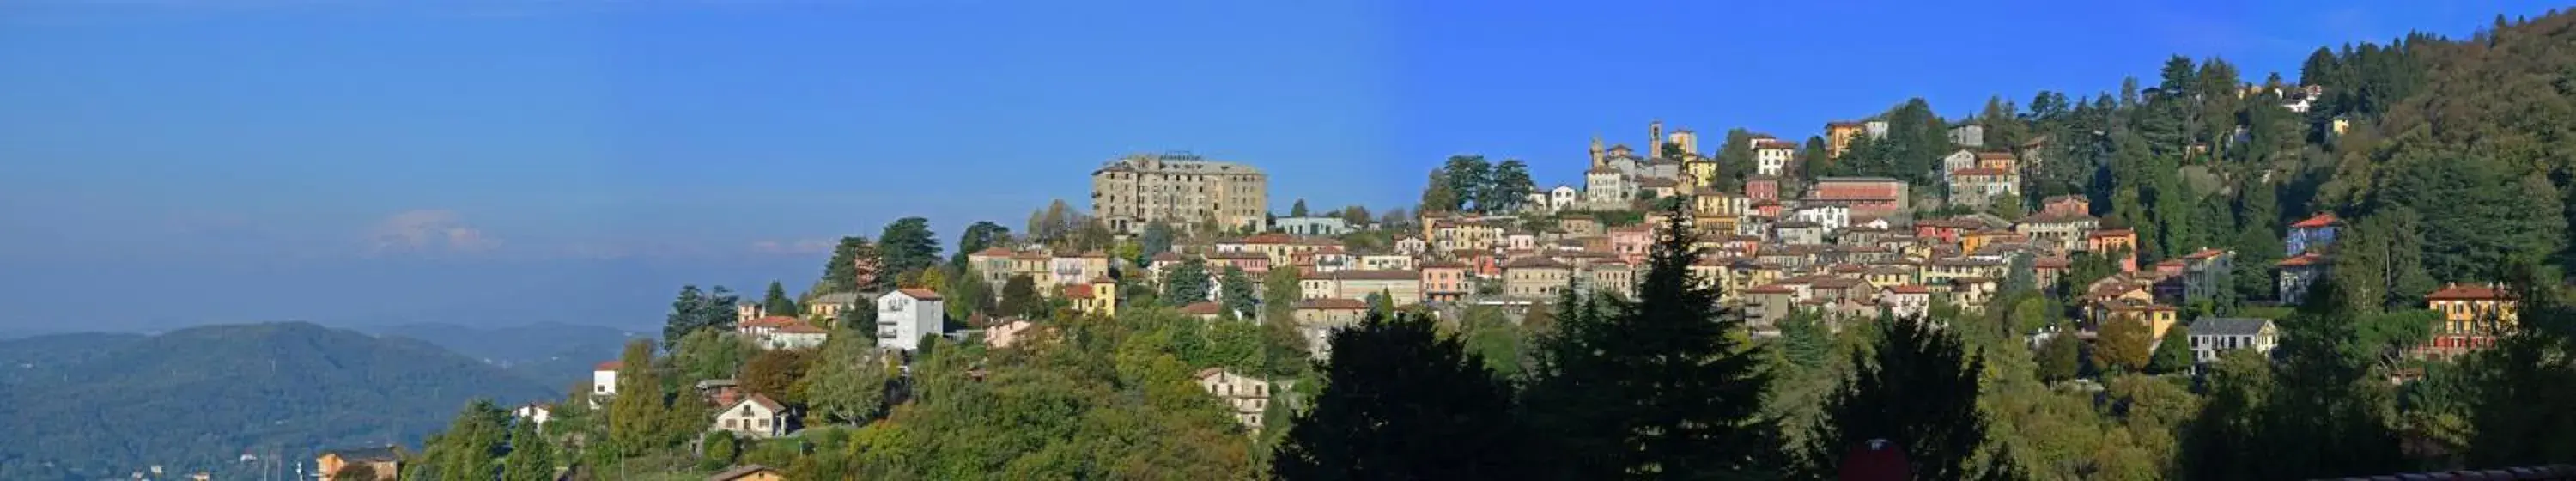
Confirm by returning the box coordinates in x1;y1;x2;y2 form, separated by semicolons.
595;360;622;371
777;322;829;334
1060;284;1096;300
2277;253;2324;267
2427;283;2513;301
2183;248;2226;260
894;288;943;301
741;316;800;328
2291;213;2341;228
1974;150;2016;161
2088;228;2136;238
969;247;1015;258
1295;298;1370;310
1178;301;1224;315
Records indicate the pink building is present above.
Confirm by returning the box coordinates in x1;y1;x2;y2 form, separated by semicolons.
1806;177;1909;216
1420;261;1472;302
1746;176;1781;202
1608;225;1654;265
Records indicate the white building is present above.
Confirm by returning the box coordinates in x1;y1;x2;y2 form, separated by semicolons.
1753;139;1795;177
877;289;947;351
1394;236;1428;256
1548;185;1579;210
739;316;830;350
589;361;620;407
2188;318;2279;363
1195;368;1293;431
1584;167;1631;205
513;403;552;427
713;394;791;439
1789;204;1851;232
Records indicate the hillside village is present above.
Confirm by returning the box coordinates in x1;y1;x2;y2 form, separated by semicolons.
313;14;2576;480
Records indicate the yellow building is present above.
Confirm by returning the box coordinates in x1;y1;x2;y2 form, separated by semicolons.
2104;302;2180;340
2421;283;2518;358
1064;277;1119;317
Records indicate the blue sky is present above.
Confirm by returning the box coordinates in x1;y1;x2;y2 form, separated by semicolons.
0;0;2557;332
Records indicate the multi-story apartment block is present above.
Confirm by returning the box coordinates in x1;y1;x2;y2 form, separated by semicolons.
1753;137;1797;176
1090;151;1268;234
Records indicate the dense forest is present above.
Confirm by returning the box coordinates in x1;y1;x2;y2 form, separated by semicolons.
0;322;555;481
398;9;2576;481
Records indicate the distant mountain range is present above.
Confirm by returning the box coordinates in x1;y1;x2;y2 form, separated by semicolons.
368;321;653;389
0;322;556;481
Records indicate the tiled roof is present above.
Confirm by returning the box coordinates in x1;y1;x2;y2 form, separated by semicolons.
1178;301;1224;315
1302;270;1420;281
2192;318;2272;337
1295;298;1370;310
1949;167;2013;177
2427;283;2513;301
2277;253;2324;267
2291;212;2341;228
1888;284;1932;295
1504;257;1571;269
895;288;943;301
969;247;1015;258
596;360;622;371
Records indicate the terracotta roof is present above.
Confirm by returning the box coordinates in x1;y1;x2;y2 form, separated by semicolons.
1637;177;1680;188
741;316;801;328
2427;283;2513;301
1238;233;1297;244
777;322;829;334
2277;253;2324;267
595;361;622;371
1206;250;1271;260
734;393;787;412
1295;298;1370;310
1504;257;1571;269
1060;284;1096;300
1974;150;2016;161
1302;270;1420;281
1178;301;1224;315
1587;166;1622;174
2291;212;2341;228
2183;248;2226;260
1080;249;1109;258
1887;284;1932;295
969;247;1015;258
2088;228;2136;238
1419;260;1468;269
2035;257;2071;268
1012;250;1052;260
708;465;782;481
894;288;943;301
1753;138;1799;149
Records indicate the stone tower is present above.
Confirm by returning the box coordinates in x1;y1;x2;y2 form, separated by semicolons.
1649;119;1665;159
1589;136;1606;167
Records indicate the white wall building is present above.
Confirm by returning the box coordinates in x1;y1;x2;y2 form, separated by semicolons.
713;394;791;439
877;289;947;351
2189;318;2279;363
1195;368;1293;431
1753;139;1796;177
1789;204;1851;232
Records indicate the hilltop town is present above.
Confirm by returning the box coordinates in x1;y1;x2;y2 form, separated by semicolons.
314;12;2576;481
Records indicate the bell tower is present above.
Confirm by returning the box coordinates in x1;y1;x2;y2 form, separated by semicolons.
1589;136;1606;167
1649;119;1665;158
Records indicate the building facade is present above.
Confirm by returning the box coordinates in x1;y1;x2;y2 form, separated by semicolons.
1090;152;1268;234
876;289;946;351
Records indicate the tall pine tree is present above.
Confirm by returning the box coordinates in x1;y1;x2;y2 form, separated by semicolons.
1271;312;1521;479
1802;315;1996;480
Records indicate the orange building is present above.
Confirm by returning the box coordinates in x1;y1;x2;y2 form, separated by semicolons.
2420;283;2518;359
1826;121;1866;159
2087;229;2140;271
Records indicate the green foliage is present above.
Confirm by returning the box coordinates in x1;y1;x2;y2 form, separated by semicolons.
662;285;741;350
1261;268;1301;325
998;274;1043;320
699;431;739;472
1455;305;1524;377
608;339;669;455
1160;257;1212;307
1272;312;1522;478
740;348;817;406
2148;325;2196;374
1491;159;1537;213
1802;315;1993;480
414;399;511;481
820;236;880;295
1439;155;1493;213
951;221;1010;267
2034;334;2082;382
669;330;749;386
878;217;942;290
761;281;798;318
1218;266;1258;318
2093;318;2154;374
803;335;893;426
1521;204;1788;478
502;417;553;481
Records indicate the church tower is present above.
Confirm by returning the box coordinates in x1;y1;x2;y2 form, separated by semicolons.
1589;136;1606;167
1649;119;1665;159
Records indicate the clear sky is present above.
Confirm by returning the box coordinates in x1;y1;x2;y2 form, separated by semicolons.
0;0;2557;333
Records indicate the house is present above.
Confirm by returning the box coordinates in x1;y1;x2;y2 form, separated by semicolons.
2276;253;2328;304
1298;270;1425;305
2179;248;2234;301
1585;166;1632;205
1583;261;1638;299
2086;229;2141;271
1744;284;1803;328
985;319;1042;349
1945;167;2020;210
2189;318;2278;363
1273;216;1353;236
2040;195;2090;217
1607;225;1654;264
2101;302;2181;340
1882;285;1933;319
1063;277;1121;316
1949;125;1986;147
512;403;552;428
2014;212;2099;253
1789;204;1851;232
592;361;621;401
707;465;787;481
1420;261;1473;302
1394;236;1430;256
316;446;403;481
1805;177;1910;216
1357;254;1414;271
1503;257;1575;299
696;379;744;407
1196;368;1293;431
1777;222;1827;246
2421;283;2519;359
714;394;792;439
1753;137;1797;176
876;289;946;351
1638;176;1681;198
739;316;829;350
1746;175;1782;202
1826;121;1866;158
805;291;862;320
2287;212;2341;257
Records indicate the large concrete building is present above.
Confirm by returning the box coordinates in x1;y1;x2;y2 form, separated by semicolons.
1091;151;1269;234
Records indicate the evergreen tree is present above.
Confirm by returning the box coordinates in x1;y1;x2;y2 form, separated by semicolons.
950;221;1011;267
1290;199;1310;217
1218;266;1259;318
803;334;892;425
414;399;511;481
1271;312;1521;479
1522;204;1787;478
1802;315;1992;481
1491;159;1537;213
1441;155;1493;212
660;285;739;350
820;236;880;294
877;217;942;290
1420;168;1460;214
762;281;798;318
1162;258;1212;307
501;417;552;481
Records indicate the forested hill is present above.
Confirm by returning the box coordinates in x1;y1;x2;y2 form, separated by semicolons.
0;322;554;481
371;321;648;388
